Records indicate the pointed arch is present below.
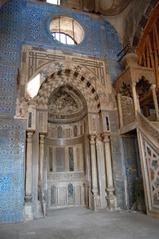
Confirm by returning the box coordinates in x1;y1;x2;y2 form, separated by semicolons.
33;69;101;113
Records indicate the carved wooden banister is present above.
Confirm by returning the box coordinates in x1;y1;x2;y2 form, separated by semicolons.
137;112;159;146
136;111;159;217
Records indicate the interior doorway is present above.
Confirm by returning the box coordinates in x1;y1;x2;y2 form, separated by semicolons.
122;130;146;212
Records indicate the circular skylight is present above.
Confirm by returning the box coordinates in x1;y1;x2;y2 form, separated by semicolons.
50;16;84;45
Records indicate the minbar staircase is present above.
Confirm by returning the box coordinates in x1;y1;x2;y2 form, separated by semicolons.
115;52;159;217
119;110;159;217
136;112;159;218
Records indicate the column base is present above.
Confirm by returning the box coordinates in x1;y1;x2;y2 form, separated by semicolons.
24;195;33;221
36;200;47;218
91;191;100;210
24;203;33;221
106;187;117;210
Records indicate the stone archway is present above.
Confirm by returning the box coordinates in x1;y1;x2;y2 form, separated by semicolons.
30;69;102;217
34;68;101;113
23;51;116;220
45;84;88;210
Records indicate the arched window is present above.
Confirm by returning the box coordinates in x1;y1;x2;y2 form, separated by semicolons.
50;16;84;45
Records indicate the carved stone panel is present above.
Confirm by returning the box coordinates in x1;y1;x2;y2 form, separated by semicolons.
121;96;135;126
143;139;159;208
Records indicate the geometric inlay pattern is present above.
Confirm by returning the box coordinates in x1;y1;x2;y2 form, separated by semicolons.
34;69;101;113
144;140;159;207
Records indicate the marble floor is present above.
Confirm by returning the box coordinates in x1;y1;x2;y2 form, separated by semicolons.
0;208;159;239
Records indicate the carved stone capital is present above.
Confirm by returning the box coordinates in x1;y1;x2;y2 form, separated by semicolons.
39;133;46;144
25;194;32;203
101;132;110;143
89;134;96;145
96;134;102;143
107;186;115;194
26;130;35;143
151;84;156;90
91;187;98;195
132;82;136;88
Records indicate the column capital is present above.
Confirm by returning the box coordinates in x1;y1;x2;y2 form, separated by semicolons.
96;134;102;143
39;132;47;136
25;194;32;203
151;84;156;90
107;186;115;193
89;134;96;144
39;132;46;143
101;132;110;143
27;129;35;135
132;82;137;87
26;130;35;143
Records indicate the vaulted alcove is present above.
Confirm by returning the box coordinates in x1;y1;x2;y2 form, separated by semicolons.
21;50;117;220
45;84;88;209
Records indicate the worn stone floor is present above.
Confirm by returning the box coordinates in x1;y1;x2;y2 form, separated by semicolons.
0;208;159;239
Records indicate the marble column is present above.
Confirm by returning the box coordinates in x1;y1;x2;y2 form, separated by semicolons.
96;135;106;208
39;133;46;216
132;83;140;115
117;93;123;128
151;84;159;121
102;132;116;210
39;133;45;181
89;134;98;210
25;130;34;220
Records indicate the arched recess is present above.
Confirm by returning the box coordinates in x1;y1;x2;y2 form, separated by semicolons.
135;75;159;121
135;76;152;119
45;84;88;209
33;69;101;114
17;56;113;120
24;66;112;220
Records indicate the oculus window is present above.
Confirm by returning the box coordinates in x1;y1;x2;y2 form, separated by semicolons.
50;16;84;45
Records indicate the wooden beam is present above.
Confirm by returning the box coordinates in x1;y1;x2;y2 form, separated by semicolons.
137;2;159;55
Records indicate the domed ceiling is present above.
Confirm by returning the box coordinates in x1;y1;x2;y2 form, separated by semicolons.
98;0;132;15
61;0;132;16
0;0;132;16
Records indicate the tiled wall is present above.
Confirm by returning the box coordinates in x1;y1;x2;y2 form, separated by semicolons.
0;0;122;222
0;119;26;222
